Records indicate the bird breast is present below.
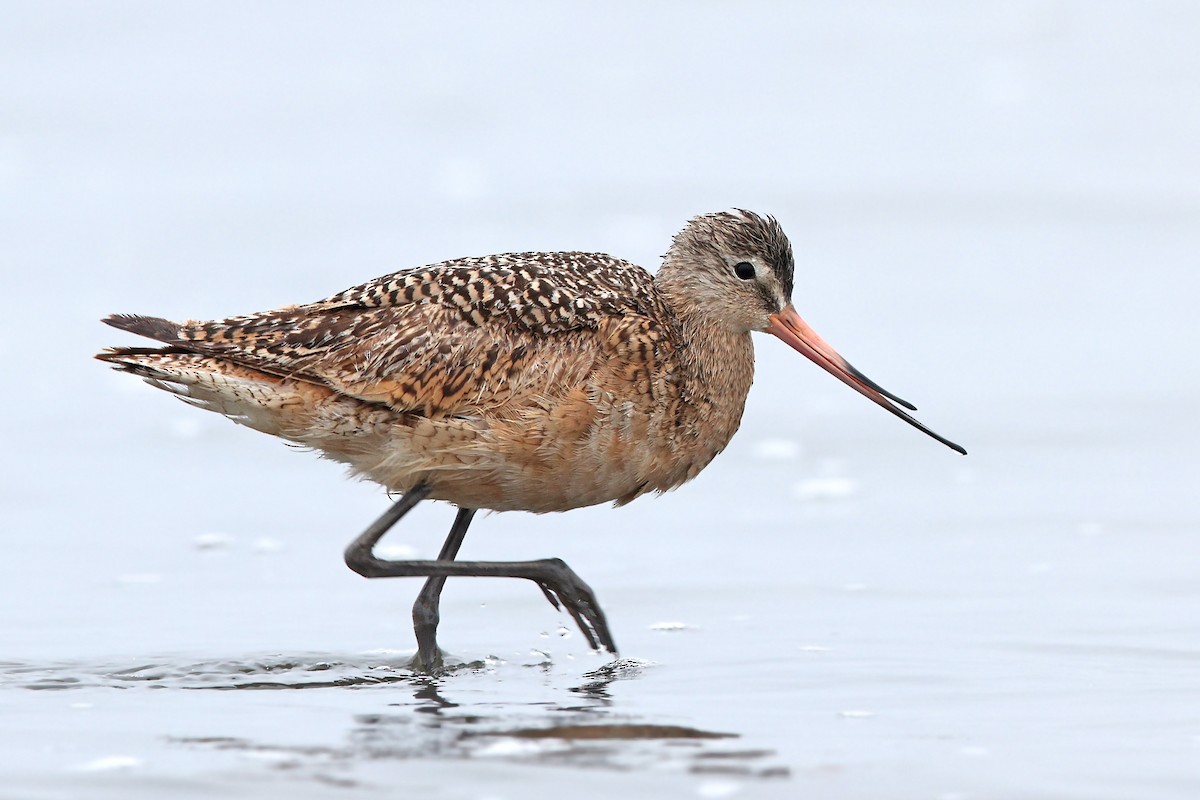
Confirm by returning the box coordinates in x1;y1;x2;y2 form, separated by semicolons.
334;316;756;514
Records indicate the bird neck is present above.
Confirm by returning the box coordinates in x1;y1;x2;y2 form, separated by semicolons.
656;276;756;447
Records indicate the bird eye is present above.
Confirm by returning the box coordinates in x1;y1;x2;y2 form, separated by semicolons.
733;261;756;280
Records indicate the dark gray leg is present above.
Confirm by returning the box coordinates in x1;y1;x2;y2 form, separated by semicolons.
344;483;433;565
343;485;617;665
412;507;475;670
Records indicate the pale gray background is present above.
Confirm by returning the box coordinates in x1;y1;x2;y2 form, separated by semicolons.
1;2;1197;798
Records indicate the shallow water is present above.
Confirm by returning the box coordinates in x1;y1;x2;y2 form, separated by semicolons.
4;399;1198;798
3;2;1200;798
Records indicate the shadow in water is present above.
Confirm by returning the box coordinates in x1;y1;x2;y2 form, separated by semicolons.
2;651;440;691
1;654;788;780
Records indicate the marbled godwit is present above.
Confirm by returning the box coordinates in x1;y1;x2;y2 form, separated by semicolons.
97;210;964;669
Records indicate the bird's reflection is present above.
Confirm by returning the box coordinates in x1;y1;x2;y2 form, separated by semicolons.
343;657;785;778
4;653;785;779
411;677;459;715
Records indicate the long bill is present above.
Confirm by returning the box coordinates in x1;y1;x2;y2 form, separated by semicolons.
765;305;966;455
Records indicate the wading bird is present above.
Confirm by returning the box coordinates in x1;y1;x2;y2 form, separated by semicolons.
98;210;964;670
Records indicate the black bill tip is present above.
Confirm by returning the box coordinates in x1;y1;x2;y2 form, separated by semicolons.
845;361;918;411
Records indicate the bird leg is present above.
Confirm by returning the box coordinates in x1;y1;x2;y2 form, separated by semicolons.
344;485;618;669
411;507;475;670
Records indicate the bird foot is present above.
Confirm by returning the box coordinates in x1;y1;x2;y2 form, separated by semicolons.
408;644;449;674
533;558;618;655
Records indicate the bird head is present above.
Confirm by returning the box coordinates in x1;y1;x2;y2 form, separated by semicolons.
663;209;965;454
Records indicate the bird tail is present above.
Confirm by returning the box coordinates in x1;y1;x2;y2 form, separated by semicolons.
100;313;184;344
97;312;308;434
97;344;317;436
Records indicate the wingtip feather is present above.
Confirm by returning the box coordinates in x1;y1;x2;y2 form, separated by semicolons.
101;314;182;343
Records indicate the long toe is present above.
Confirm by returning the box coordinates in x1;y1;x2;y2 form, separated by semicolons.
535;560;618;654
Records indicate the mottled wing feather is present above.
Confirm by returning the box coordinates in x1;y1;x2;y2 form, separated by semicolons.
311;252;664;329
304;305;606;418
159;252;677;419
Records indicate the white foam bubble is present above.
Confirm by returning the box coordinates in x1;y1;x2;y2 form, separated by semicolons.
251;537;285;554
750;439;802;461
475;738;557;758
193;532;234;550
696;779;742;798
72;755;141;772
794;477;858;501
838;710;875;719
649;621;692;631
